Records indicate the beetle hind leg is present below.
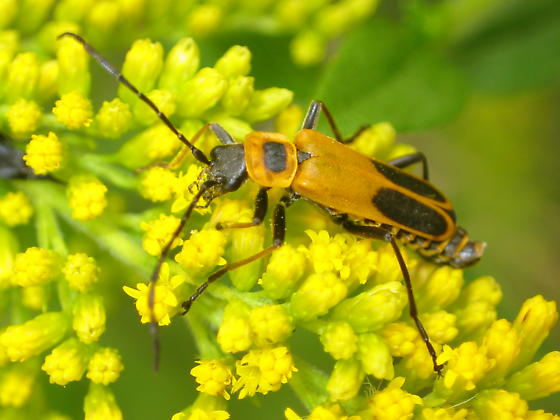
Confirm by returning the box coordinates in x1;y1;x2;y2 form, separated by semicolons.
337;218;444;375
387;152;430;180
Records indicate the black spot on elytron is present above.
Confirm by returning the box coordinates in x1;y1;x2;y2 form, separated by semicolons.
372;188;448;236
263;141;287;172
372;160;446;202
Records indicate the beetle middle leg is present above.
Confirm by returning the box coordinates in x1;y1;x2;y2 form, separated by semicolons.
336;217;444;375
303;100;368;143
181;193;296;314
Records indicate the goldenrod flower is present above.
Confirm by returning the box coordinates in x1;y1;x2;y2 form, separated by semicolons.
285;404;362;420
260;244;306;300
174;229;227;277
326;358;364;401
24;131;64;175
291;272;348;321
87;347;124;385
0;9;557;418
123;263;184;326
173;408;230;420
232;346;297;399
72;293;106;344
190;359;233;400
42;337;90;385
0;312;68;362
12;246;60;287
0;361;37;407
62;252;100;291
320;321;358;360
217;300;253;354
379;322;419;358
94;98;132;139
5;98;42;137
140;213;183;256
84;383;123;420
505;351;560;401
140;167;178;202
349;122;396;158
358;332;394;380
431;342;494;403
52;90;93;129
0;191;33;226
366;377;423;419
249;304;293;347
67;175;108;220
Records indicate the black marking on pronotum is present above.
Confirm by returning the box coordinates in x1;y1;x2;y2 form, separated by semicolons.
372;188;448;236
372;160;446;202
263;141;287;172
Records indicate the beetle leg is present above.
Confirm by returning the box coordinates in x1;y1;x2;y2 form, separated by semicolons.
58;32;211;166
147;179;218;369
387;152;429;180
181;194;294;314
216;187;268;230
339;219;444;375
303;100;369;143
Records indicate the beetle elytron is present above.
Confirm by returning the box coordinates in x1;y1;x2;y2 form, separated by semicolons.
60;32;485;374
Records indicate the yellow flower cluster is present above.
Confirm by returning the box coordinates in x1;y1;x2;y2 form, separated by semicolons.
0;244;124;415
0;4;557;418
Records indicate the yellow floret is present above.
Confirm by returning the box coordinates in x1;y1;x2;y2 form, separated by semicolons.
87;347;124;385
232;346;297;399
5;99;42;137
72;294;106;344
140;167;178;202
62;253;100;291
320;321;358;360
41;338;90;385
140;213;183;256
12;246;60;287
94;98;132;139
190;359;233;399
122;263;185;326
249;304;293;347
174;229;227;277
0;191;33;226
52;90;93;129
0;312;69;362
367;377;423;420
0;363;36;407
83;383;123;420
24;131;64;175
67;176;108;220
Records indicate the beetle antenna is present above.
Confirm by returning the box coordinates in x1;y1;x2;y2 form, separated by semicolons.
57;32;211;166
148;179;217;370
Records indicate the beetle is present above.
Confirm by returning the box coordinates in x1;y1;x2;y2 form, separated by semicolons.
60;32;485;374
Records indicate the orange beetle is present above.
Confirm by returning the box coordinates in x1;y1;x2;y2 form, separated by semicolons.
62;32;485;374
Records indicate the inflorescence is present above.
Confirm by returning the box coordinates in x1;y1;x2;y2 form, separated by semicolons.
0;2;558;419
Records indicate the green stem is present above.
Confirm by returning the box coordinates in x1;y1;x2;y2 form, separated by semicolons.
289;357;330;411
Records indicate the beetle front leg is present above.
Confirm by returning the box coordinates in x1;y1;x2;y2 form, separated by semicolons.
181;194;293;314
215;187;268;230
339;219;444;375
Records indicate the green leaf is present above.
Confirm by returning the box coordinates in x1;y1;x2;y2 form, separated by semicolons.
315;20;466;133
453;0;560;93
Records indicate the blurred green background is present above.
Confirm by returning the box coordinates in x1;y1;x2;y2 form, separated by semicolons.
9;0;560;417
